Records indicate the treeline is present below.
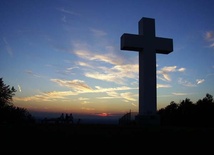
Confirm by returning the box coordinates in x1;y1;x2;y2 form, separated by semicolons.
158;93;214;127
0;78;35;124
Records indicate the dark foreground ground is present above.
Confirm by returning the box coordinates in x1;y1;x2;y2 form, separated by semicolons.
1;122;214;153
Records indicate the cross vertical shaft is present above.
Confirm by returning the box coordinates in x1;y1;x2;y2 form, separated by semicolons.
139;18;156;115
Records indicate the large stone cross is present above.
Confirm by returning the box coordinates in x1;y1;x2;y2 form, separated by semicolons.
121;17;173;117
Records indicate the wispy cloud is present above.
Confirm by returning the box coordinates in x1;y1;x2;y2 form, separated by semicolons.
50;79;92;92
81;107;95;111
3;37;13;57
120;92;137;101
76;61;93;68
157;84;171;88
25;70;42;78
72;41;128;65
84;63;138;84
90;28;107;37
85;72;123;84
72;43;138;84
17;85;22;92
157;66;186;82
204;31;214;48
14;80;137;103
178;78;196;87
204;31;214;40
81;101;90;104
97;91;137;102
56;7;80;24
178;77;205;87
172;92;189;96
56;8;80;16
78;97;89;101
131;102;137;107
63;67;78;75
196;79;205;84
14;91;76;102
106;91;119;98
74;49;122;65
94;85;137;93
61;15;67;23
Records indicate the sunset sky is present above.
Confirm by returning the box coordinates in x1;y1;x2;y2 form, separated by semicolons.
1;0;214;122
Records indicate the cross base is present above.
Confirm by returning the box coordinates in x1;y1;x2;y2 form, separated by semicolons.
135;114;160;126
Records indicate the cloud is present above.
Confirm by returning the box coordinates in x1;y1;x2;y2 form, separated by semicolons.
17;85;22;92
106;91;118;97
81;101;90;104
210;43;214;47
81;107;95;111
157;84;171;88
112;64;138;78
72;41;128;65
14;91;77;102
204;31;214;48
178;68;186;72
14;83;137;103
205;73;214;78
120;92;136;101
25;70;42;78
204;31;214;40
177;78;205;87
78;97;89;101
178;78;196;87
90;28;107;37
93;85;137;93
63;67;78;75
196;79;205;84
84;63;138;84
74;49;121;65
3;37;13;57
157;66;186;81
97;90;137;102
172;92;189;96
50;79;93;92
56;8;80;16
85;72;124;84
73;44;138;84
131;103;137;107
96;96;119;99
61;16;66;23
76;61;93;68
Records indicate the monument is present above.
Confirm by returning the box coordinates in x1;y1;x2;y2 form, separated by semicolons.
121;17;173;125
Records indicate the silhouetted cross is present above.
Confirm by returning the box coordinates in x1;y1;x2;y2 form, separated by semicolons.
121;17;173;115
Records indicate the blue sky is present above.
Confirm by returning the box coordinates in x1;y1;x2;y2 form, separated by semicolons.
1;0;214;121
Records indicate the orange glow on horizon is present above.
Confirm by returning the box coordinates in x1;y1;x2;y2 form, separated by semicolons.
97;113;108;117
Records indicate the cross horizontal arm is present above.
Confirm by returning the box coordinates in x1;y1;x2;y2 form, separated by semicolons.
121;33;173;54
155;37;173;54
121;33;145;51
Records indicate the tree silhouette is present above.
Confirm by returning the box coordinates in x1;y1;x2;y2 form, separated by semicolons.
0;77;35;124
158;93;214;127
0;77;16;107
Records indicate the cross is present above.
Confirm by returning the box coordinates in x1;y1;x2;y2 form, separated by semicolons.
121;17;173;116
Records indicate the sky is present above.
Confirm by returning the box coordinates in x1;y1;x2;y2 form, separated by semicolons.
1;0;214;122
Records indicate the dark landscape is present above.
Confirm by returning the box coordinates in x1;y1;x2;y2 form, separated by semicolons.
1;79;214;153
1;122;214;153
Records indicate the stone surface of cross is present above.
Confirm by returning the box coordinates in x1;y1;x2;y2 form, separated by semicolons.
121;17;173;117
